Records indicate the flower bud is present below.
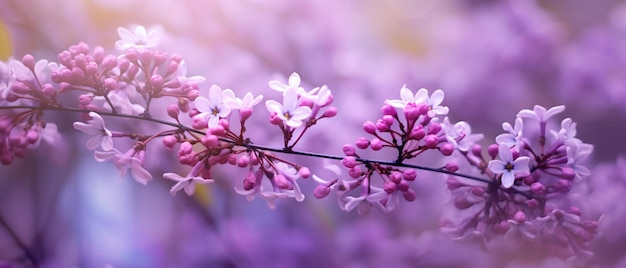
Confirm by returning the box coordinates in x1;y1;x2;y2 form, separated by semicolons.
322;107;337;118
487;144;499;159
343;144;357;156
363;121;376;134
298;167;310;178
240;108;253;121
380;104;397;117
355;137;369;149
274;174;290;189
424;135;438;148
383;181;397;194
313;185;331;199
22;54;35;70
370;138;383;150
403;169;417;181
403;189;417;201
237;154;250;167
342;156;357;168
428;122;442;135
513;211;526;223
167;104;180;118
162;135;177;150
409;127;425;140
444;162;459;173
439;143;454;156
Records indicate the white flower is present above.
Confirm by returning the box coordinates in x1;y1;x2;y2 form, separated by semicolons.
495;118;524;152
385;85;427;109
517;105;565;123
265;88;312;128
442;117;484;152
567;143;593;180
115;25;161;51
268;72;305;94
194;85;232;128
487;143;530;188
310;85;332;106
175;60;206;84
94;148;153;185
222;89;263;110
73;112;114;151
163;171;213;196
386;86;448;117
342;189;387;215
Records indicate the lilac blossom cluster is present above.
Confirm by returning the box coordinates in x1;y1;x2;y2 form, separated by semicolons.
0;25;598;265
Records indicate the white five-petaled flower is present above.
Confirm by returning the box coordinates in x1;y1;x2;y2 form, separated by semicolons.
94;148;153;185
194;85;232;128
442;117;484;152
342;188;387;215
268;72;305;95
488;143;530;188
386;86;449;117
163;172;213;196
222;89;263;110
495;118;524;152
73;112;114;151
115;25;161;51
265;88;312;128
517;105;565;123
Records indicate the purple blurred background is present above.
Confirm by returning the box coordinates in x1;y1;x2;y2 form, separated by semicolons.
1;0;626;267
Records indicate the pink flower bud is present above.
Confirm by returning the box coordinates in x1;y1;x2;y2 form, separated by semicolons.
227;154;237;165
487;144;499;159
382;115;394;126
363;121;376;135
370;138;383;150
322;107;337;118
79;94;94;106
162;135;177;150
403;104;420;121
389;171;402;184
446;177;461;190
167;104;180;118
300;98;314;108
530;182;545;193
383;181;396;194
348;166;362;178
85;63;98;76
201;135;219;148
403;189;417;201
417;103;430;116
355;137;369;149
104;78;117;91
397;180;409;191
560;167;575;180
343;144;356;156
526;199;539;209
470;187;485;196
424;135;438;148
298;167;310;178
25;130;39;144
42;84;56;97
22;54;35;70
240;108;253;121
342;156;357;168
313;185;331;199
237;154;250;167
402;169;417;181
274;174;290;189
471;144;482;156
269;113;283;125
409;126;425;140
439;143;454;156
428;122;442;135
102;55;118;70
150;75;164;89
513;211;526;223
243;172;257;190
380;104;397;117
209;125;225;136
444;162;459;172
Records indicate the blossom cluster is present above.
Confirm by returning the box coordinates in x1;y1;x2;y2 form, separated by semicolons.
0;25;597;264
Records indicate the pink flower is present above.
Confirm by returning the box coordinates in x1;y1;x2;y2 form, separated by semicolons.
265;88;312;128
94;148;152;185
194;85;232;128
163;166;213;196
115;25;161;51
73;112;114;151
488;143;530;188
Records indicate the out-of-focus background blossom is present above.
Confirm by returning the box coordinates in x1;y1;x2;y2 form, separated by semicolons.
1;0;625;267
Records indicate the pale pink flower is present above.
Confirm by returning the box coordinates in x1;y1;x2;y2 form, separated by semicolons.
194;85;232;128
115;25;161;51
163;170;213;196
73;112;114;151
488;143;530;188
94;148;152;185
265;88;312;128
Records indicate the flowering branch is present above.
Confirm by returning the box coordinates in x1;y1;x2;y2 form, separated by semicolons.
0;25;598;264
